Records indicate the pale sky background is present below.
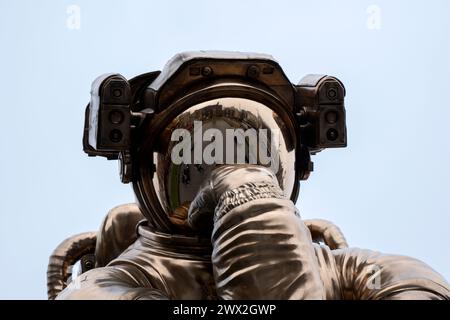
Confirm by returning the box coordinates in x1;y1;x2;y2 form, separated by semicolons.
0;0;449;299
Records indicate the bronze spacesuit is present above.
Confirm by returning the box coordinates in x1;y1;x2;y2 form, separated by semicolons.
48;52;450;300
51;165;450;300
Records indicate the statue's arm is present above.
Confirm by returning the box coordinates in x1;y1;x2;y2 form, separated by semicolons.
189;165;325;299
332;248;450;300
56;264;168;300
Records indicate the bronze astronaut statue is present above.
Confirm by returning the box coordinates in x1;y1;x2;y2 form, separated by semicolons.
48;52;450;300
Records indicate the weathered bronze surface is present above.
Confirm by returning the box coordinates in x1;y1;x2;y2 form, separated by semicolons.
49;51;450;300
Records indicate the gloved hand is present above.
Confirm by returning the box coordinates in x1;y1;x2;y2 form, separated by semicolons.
188;164;325;299
188;164;279;233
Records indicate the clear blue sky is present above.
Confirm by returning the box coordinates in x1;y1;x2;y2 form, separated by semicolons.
0;0;449;299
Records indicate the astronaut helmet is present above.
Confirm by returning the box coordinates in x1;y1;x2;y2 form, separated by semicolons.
83;51;347;234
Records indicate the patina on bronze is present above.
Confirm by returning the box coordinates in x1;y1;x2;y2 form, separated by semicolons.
48;51;450;300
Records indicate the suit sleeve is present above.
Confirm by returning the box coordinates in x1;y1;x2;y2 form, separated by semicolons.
332;248;450;300
56;264;168;300
211;181;325;300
